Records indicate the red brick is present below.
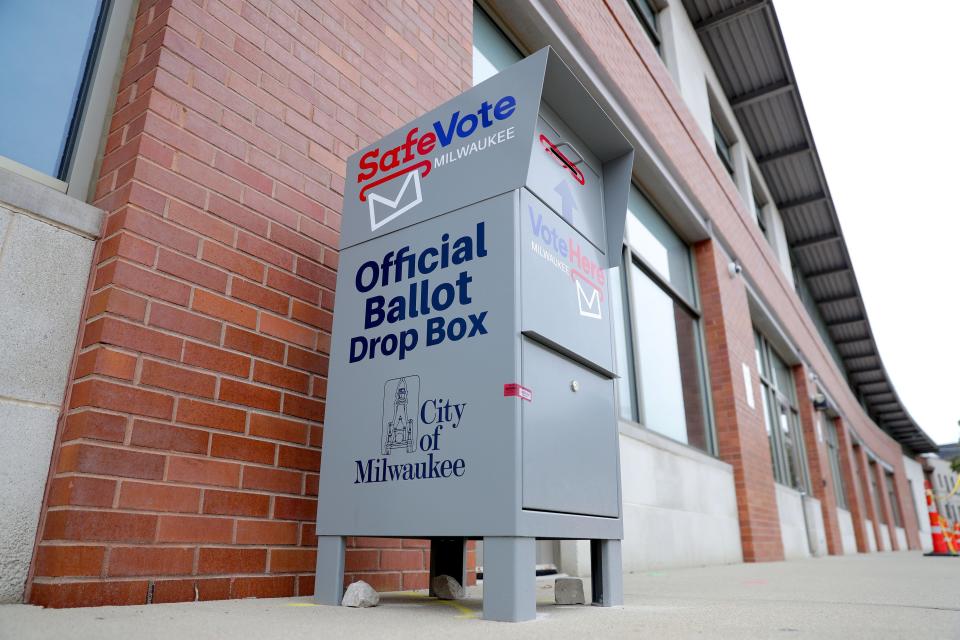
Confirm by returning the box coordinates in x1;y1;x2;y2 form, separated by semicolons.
230;278;289;315
400;539;431;549
71;379;174;420
62;410;127;443
266;268;320;305
223;326;284;362
30;580;148;608
198;547;267;574
401;571;430;591
242;465;302;495
282;394;324;422
167;199;235;245
157;515;233;543
118;481;201;513
107;546;194;576
291;300;332;331
260;314;316;349
295;258;336;290
95;259;191;307
300;522;317;547
141;359;217;398
87;287;148;322
149;302;223;343
182;341;251;376
345;549;379;572
353;537;402;549
44;510;157;543
211;433;276;465
252;361;309;393
58;443;165;480
286;346;328;375
177;398;246;432
277;445;320;472
201;241;265;282
231;576;295;599
269;224;322;261
75;348;138;381
380;549;424;571
167;456;241;488
157;248;228;292
269;548;316;573
344;572;400;593
219;379;281;411
34;545;105;577
207;193;268;236
130;419;209;454
152;577;232;603
108;206;199;255
249;413;308;444
304;473;318;496
309;425;324;448
273;496;315;521
237;231;294;271
47;476;117;508
83;317;183;361
236;519;299;545
242;186;299;229
192;289;257;329
203;489;270;517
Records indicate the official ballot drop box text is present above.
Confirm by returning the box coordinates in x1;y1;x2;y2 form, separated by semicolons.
314;47;635;621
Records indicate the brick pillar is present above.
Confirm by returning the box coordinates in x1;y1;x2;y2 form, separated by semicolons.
27;0;472;607
694;240;783;562
834;418;868;553
854;446;883;551
873;462;899;551
792;368;842;555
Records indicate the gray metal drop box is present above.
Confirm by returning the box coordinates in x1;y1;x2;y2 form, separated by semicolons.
315;47;634;622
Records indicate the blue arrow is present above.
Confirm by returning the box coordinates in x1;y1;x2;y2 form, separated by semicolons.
553;179;577;222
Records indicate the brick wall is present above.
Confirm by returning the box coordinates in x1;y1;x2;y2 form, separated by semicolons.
28;0;471;607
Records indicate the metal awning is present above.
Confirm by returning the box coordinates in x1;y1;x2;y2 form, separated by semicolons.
681;0;937;453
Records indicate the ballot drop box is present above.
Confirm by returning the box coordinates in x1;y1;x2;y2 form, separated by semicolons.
315;48;634;621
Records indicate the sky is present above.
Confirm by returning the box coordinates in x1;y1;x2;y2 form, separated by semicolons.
774;1;960;445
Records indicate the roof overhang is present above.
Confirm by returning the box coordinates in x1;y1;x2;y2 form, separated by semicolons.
681;0;937;454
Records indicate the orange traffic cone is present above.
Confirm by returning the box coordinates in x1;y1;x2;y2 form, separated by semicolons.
924;481;952;556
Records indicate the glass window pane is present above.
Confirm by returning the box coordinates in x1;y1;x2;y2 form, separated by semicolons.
629;265;708;449
0;0;104;177
625;187;695;303
886;474;903;527
472;6;521;86
610;264;637;422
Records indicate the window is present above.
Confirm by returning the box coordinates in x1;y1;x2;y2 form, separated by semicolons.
868;462;882;522
628;0;661;52
613;187;713;452
472;5;522;86
885;473;903;528
754;330;810;491
713;119;735;176
0;0;108;183
824;418;848;509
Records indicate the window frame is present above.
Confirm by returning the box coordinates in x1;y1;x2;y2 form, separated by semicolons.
616;189;716;456
754;329;810;492
884;472;903;528
823;417;848;509
0;0;137;200
713;118;735;176
627;0;661;52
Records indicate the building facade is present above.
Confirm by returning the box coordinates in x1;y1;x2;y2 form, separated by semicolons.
0;0;938;607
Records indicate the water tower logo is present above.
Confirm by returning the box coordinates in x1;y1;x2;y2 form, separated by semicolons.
381;376;420;455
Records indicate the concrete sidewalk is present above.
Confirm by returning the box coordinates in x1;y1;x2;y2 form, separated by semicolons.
2;552;957;639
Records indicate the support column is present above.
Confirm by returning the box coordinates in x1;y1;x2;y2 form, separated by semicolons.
429;538;466;595
481;537;536;622
874;463;899;551
792;368;842;555
590;539;623;607
314;536;346;605
834;418;868;553
694;240;784;562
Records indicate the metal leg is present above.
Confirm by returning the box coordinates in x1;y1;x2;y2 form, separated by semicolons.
314;535;346;605
481;536;536;622
429;538;466;596
590;539;623;607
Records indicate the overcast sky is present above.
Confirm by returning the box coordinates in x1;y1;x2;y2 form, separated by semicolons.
774;1;960;446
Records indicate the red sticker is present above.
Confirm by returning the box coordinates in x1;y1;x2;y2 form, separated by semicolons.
503;383;533;402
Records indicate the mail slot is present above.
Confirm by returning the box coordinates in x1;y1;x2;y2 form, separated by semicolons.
315;47;634;622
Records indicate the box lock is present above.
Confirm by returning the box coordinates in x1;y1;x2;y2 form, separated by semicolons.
570;380;580;392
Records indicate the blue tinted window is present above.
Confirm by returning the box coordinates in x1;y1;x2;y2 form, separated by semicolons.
0;0;105;178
